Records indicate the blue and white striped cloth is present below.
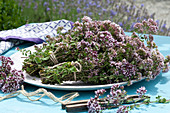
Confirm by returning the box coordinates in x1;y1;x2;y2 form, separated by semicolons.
0;19;73;55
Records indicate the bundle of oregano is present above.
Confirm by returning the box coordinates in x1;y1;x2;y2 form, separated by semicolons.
21;16;170;85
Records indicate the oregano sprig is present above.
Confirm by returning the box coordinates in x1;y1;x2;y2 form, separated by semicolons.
88;85;170;113
0;56;24;93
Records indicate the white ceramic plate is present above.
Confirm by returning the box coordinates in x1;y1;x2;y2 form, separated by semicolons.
10;44;145;91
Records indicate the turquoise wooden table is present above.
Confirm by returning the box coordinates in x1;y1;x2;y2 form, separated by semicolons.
0;33;170;113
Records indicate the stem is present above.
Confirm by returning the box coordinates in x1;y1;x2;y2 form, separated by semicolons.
119;98;170;111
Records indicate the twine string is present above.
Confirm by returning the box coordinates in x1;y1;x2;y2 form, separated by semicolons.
49;51;58;64
0;85;79;104
47;61;82;81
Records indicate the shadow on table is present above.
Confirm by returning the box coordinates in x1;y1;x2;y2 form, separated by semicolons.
124;72;169;96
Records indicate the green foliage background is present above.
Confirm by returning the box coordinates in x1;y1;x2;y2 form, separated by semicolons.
0;0;26;31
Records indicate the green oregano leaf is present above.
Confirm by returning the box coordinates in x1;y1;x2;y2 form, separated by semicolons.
34;57;41;64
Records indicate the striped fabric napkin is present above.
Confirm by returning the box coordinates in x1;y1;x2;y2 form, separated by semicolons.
0;19;73;55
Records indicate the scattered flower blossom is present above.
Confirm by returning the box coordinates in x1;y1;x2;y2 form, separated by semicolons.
0;56;24;93
136;86;147;98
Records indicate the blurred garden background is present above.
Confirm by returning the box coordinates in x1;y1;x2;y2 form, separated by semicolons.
0;0;169;36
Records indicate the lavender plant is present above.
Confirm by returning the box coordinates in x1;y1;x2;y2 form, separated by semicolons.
87;85;170;113
0;56;24;93
21;16;170;85
15;0;170;36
